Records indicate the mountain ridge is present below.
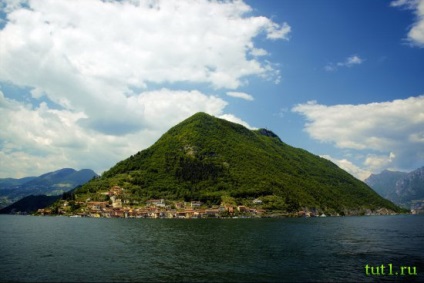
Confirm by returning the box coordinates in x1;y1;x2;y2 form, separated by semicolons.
365;167;424;211
0;168;98;209
365;170;408;199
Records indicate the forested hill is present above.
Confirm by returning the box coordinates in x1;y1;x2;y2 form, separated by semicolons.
74;112;401;215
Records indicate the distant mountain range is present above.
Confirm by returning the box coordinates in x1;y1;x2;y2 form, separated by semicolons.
0;195;62;215
365;167;424;211
0;168;98;209
61;112;401;216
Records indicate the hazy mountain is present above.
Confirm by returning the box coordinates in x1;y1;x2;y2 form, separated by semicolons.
365;167;424;210
71;112;401;215
0;195;61;214
0;168;98;208
365;170;408;199
0;177;37;188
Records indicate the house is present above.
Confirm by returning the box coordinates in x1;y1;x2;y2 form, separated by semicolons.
146;199;166;207
112;199;122;209
149;210;160;218
204;209;219;218
87;201;108;211
166;210;177;218
190;201;202;208
193;210;204;218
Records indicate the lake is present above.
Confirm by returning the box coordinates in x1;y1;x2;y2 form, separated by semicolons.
0;215;423;282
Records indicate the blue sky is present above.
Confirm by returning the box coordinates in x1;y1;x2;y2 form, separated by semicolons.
0;0;423;180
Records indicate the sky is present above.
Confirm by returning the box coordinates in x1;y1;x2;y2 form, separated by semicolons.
0;0;423;180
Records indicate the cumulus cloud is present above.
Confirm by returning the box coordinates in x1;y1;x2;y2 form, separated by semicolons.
226;91;254;101
0;0;288;133
0;0;289;90
0;0;290;177
128;89;228;131
391;0;424;47
321;152;400;180
218;113;256;130
293;96;424;175
320;155;372;181
325;55;364;71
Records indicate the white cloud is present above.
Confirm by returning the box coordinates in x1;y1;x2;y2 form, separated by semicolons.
0;0;288;134
325;55;364;71
128;89;228;131
226;91;254;101
364;152;396;171
0;0;288;177
390;0;416;8
249;47;268;57
391;0;424;47
320;155;372;181
0;0;289;90
409;0;424;46
265;22;291;40
218;114;256;130
343;55;363;66
293;96;424;174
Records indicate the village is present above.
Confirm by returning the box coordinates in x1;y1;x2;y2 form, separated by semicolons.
33;185;401;218
37;186;268;218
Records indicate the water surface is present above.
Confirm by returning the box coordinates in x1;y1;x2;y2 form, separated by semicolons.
1;215;423;282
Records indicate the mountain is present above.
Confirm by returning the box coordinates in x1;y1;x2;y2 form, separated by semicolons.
69;112;401;216
0;168;98;208
0;195;61;214
0;177;37;188
365;170;408;199
365;167;424;211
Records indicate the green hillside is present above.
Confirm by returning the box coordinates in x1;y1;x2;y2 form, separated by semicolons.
73;112;401;215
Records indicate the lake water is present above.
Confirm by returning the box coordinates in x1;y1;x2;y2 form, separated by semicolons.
0;215;423;282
